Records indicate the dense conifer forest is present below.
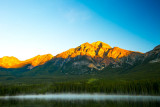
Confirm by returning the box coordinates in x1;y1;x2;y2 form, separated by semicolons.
0;79;159;96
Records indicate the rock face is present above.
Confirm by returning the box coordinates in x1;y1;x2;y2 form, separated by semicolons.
44;41;144;74
56;41;137;59
0;54;53;68
144;45;160;63
0;41;159;75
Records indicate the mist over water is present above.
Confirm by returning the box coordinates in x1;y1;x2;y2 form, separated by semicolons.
0;94;160;107
1;93;160;101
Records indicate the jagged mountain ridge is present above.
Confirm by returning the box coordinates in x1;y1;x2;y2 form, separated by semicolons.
26;41;151;75
0;41;141;69
56;41;140;59
0;41;159;75
48;41;144;74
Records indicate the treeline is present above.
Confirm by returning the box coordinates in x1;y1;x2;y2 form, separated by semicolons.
0;79;159;96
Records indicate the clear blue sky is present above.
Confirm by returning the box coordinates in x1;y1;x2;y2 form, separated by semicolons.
0;0;159;60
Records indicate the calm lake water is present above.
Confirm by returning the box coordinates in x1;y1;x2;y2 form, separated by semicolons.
0;93;160;107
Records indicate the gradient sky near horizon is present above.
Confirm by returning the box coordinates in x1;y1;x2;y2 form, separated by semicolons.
0;0;160;60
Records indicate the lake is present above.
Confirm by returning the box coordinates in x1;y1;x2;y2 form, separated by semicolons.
0;93;160;107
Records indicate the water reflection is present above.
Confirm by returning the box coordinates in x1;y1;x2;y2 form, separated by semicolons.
0;93;160;101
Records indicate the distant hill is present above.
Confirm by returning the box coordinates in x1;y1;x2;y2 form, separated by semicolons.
0;54;53;68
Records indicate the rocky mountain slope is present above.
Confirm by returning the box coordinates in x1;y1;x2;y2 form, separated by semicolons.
0;41;159;76
27;41;159;75
47;41;143;74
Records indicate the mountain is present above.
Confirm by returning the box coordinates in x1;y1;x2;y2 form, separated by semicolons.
0;54;53;68
27;41;146;75
0;41;159;77
56;41;112;58
24;54;54;68
55;41;139;59
0;56;21;68
143;45;160;63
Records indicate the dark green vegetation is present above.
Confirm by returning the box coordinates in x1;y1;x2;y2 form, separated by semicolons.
0;62;160;96
0;79;160;96
0;99;160;107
